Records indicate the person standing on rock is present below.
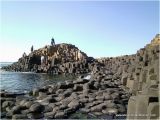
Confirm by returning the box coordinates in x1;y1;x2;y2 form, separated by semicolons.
31;45;34;52
51;37;55;46
22;52;27;57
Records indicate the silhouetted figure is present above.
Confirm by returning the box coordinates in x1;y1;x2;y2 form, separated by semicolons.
23;52;27;57
51;38;55;46
31;45;34;52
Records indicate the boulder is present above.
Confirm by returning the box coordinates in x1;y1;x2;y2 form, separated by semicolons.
2;101;15;108
68;99;80;109
90;103;106;112
29;103;44;113
12;114;28;119
102;108;118;115
44;105;53;113
27;113;44;119
54;111;66;118
10;105;22;114
44;111;55;119
73;84;83;91
24;101;34;108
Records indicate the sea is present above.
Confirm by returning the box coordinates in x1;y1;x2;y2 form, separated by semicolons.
0;62;76;93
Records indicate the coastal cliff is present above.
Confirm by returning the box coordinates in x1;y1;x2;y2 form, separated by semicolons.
1;34;159;119
2;43;95;74
96;34;159;119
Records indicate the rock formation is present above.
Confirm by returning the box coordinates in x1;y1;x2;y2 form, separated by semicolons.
1;34;159;119
2;43;95;74
96;34;159;119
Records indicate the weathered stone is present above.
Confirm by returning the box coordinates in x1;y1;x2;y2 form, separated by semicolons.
2;101;14;108
29;103;44;113
68;99;80;109
54;111;66;118
21;109;30;114
10;105;22;114
73;84;83;91
32;88;39;96
90;103;106;112
64;108;75;115
117;104;126;113
27;113;44;119
44;105;53;113
44;111;55;119
12;114;28;119
93;112;103;116
80;108;90;113
102;108;118;115
24;101;34;108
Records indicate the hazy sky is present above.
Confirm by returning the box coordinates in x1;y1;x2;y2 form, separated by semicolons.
0;1;159;62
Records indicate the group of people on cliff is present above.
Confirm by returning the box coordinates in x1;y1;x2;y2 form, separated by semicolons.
22;37;56;61
30;37;55;53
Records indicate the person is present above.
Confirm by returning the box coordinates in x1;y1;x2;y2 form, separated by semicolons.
31;45;34;52
23;52;26;57
51;37;55;46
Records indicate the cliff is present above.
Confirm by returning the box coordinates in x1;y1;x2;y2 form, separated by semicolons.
94;34;160;119
2;43;95;74
1;34;159;119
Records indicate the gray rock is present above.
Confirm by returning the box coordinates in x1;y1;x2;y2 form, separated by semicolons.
2;101;14;108
12;114;28;119
70;92;79;99
117;104;126;113
44;111;55;119
80;108;90;113
52;106;60;114
48;103;56;108
88;97;95;102
63;89;73;97
32;88;39;96
44;105;53;113
68;99;80;109
57;82;69;89
105;101;117;108
96;95;105;101
11;105;22;114
21;109;30;114
54;111;66;119
90;103;106;112
73;84;83;91
83;83;90;90
29;103;44;113
59;104;68;110
102;108;118;115
48;87;55;94
93;112;103;116
42;96;56;103
79;98;89;103
64;108;75;115
56;89;64;94
74;78;89;84
37;92;47;100
19;99;28;106
5;106;12;112
60;97;73;106
24;101;34;108
27;113;44;119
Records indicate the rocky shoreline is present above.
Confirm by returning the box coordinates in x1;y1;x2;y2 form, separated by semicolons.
1;71;131;119
1;34;160;119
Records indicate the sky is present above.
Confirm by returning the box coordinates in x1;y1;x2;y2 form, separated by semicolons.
0;0;159;62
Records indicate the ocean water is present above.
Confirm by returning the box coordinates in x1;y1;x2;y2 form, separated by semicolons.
0;62;76;93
